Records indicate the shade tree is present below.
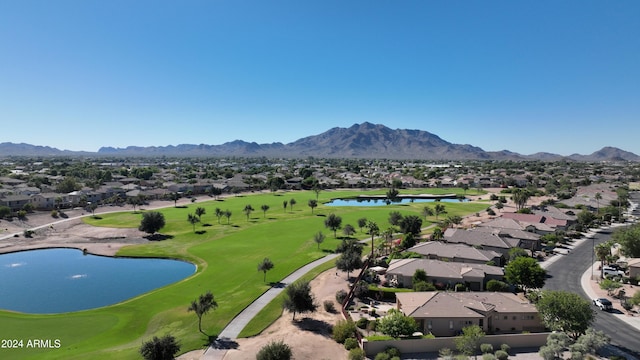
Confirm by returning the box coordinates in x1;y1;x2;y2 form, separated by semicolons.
313;231;325;249
504;256;546;290
139;211;166;236
140;335;180;360
283;280;317;320
535;290;595;339
324;213;343;238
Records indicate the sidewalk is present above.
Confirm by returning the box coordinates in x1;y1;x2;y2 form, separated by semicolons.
202;253;340;360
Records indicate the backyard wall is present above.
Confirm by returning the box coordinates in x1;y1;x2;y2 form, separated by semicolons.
362;332;550;357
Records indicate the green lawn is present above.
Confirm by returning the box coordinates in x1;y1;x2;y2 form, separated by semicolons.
0;188;487;359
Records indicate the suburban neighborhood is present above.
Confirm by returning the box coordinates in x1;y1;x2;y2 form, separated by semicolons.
1;154;640;360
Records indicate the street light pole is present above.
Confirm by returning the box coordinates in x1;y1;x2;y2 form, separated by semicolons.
591;236;595;280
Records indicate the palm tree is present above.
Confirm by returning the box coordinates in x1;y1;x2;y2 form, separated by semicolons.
224;210;232;224
257;258;274;282
215;207;223;224
187;291;217;335
382;227;395;255
308;199;318;214
431;227;444;241
243;204;254;221
261;204;270;218
283;200;288;213
313;186;321;200
187;213;200;232
511;188;530;211
366;220;380;259
595;192;602;217
195;206;206;220
446;215;463;228
289;198;297;211
595;242;612;269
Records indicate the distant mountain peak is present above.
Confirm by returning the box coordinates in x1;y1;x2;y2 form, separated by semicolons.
2;124;638;161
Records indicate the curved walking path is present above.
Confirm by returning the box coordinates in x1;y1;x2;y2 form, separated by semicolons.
202;253;339;360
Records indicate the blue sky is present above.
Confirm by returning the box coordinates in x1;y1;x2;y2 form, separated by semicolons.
1;1;639;155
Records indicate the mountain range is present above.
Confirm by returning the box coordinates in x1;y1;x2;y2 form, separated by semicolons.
1;122;638;161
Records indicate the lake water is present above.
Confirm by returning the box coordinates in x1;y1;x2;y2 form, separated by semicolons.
325;197;468;207
0;248;195;314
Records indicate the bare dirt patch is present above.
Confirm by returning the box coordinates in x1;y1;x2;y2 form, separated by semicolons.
219;269;350;360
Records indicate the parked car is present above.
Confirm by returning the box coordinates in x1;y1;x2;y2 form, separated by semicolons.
593;298;613;311
602;266;625;277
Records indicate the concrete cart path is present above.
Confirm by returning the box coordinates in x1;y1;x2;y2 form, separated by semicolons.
202;253;339;360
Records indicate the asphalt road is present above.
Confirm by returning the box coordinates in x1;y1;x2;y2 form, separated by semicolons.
544;197;640;356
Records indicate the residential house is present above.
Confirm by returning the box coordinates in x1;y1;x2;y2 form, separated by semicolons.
443;228;521;256
473;224;542;252
501;213;564;234
407;241;504;266
386;259;504;291
532;206;577;228
628;258;640;279
0;194;31;211
30;192;63;210
395;291;544;336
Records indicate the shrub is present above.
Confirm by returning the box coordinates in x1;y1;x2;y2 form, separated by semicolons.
483;354;497;360
439;348;454;360
336;289;348;305
486;280;509;292
332;320;357;344
500;344;510;353
349;348;365;360
385;347;401;358
23;230;34;238
495;350;508;360
140;335;180;360
323;300;336;313
366;319;377;332
413;281;436;291
487;209;496;216
344;337;358;350
256;340;292;360
365;335;394;341
356;317;368;329
51;210;59;218
376;309;418;338
455;283;466;292
375;353;391;360
480;343;494;354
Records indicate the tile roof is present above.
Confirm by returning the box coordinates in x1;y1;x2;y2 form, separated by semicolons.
396;291;537;319
407;241;502;263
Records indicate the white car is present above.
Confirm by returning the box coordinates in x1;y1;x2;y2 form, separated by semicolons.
602;266;625;277
593;298;613;311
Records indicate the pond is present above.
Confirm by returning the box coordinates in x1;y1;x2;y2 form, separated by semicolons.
0;248;195;314
325;197;468;207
